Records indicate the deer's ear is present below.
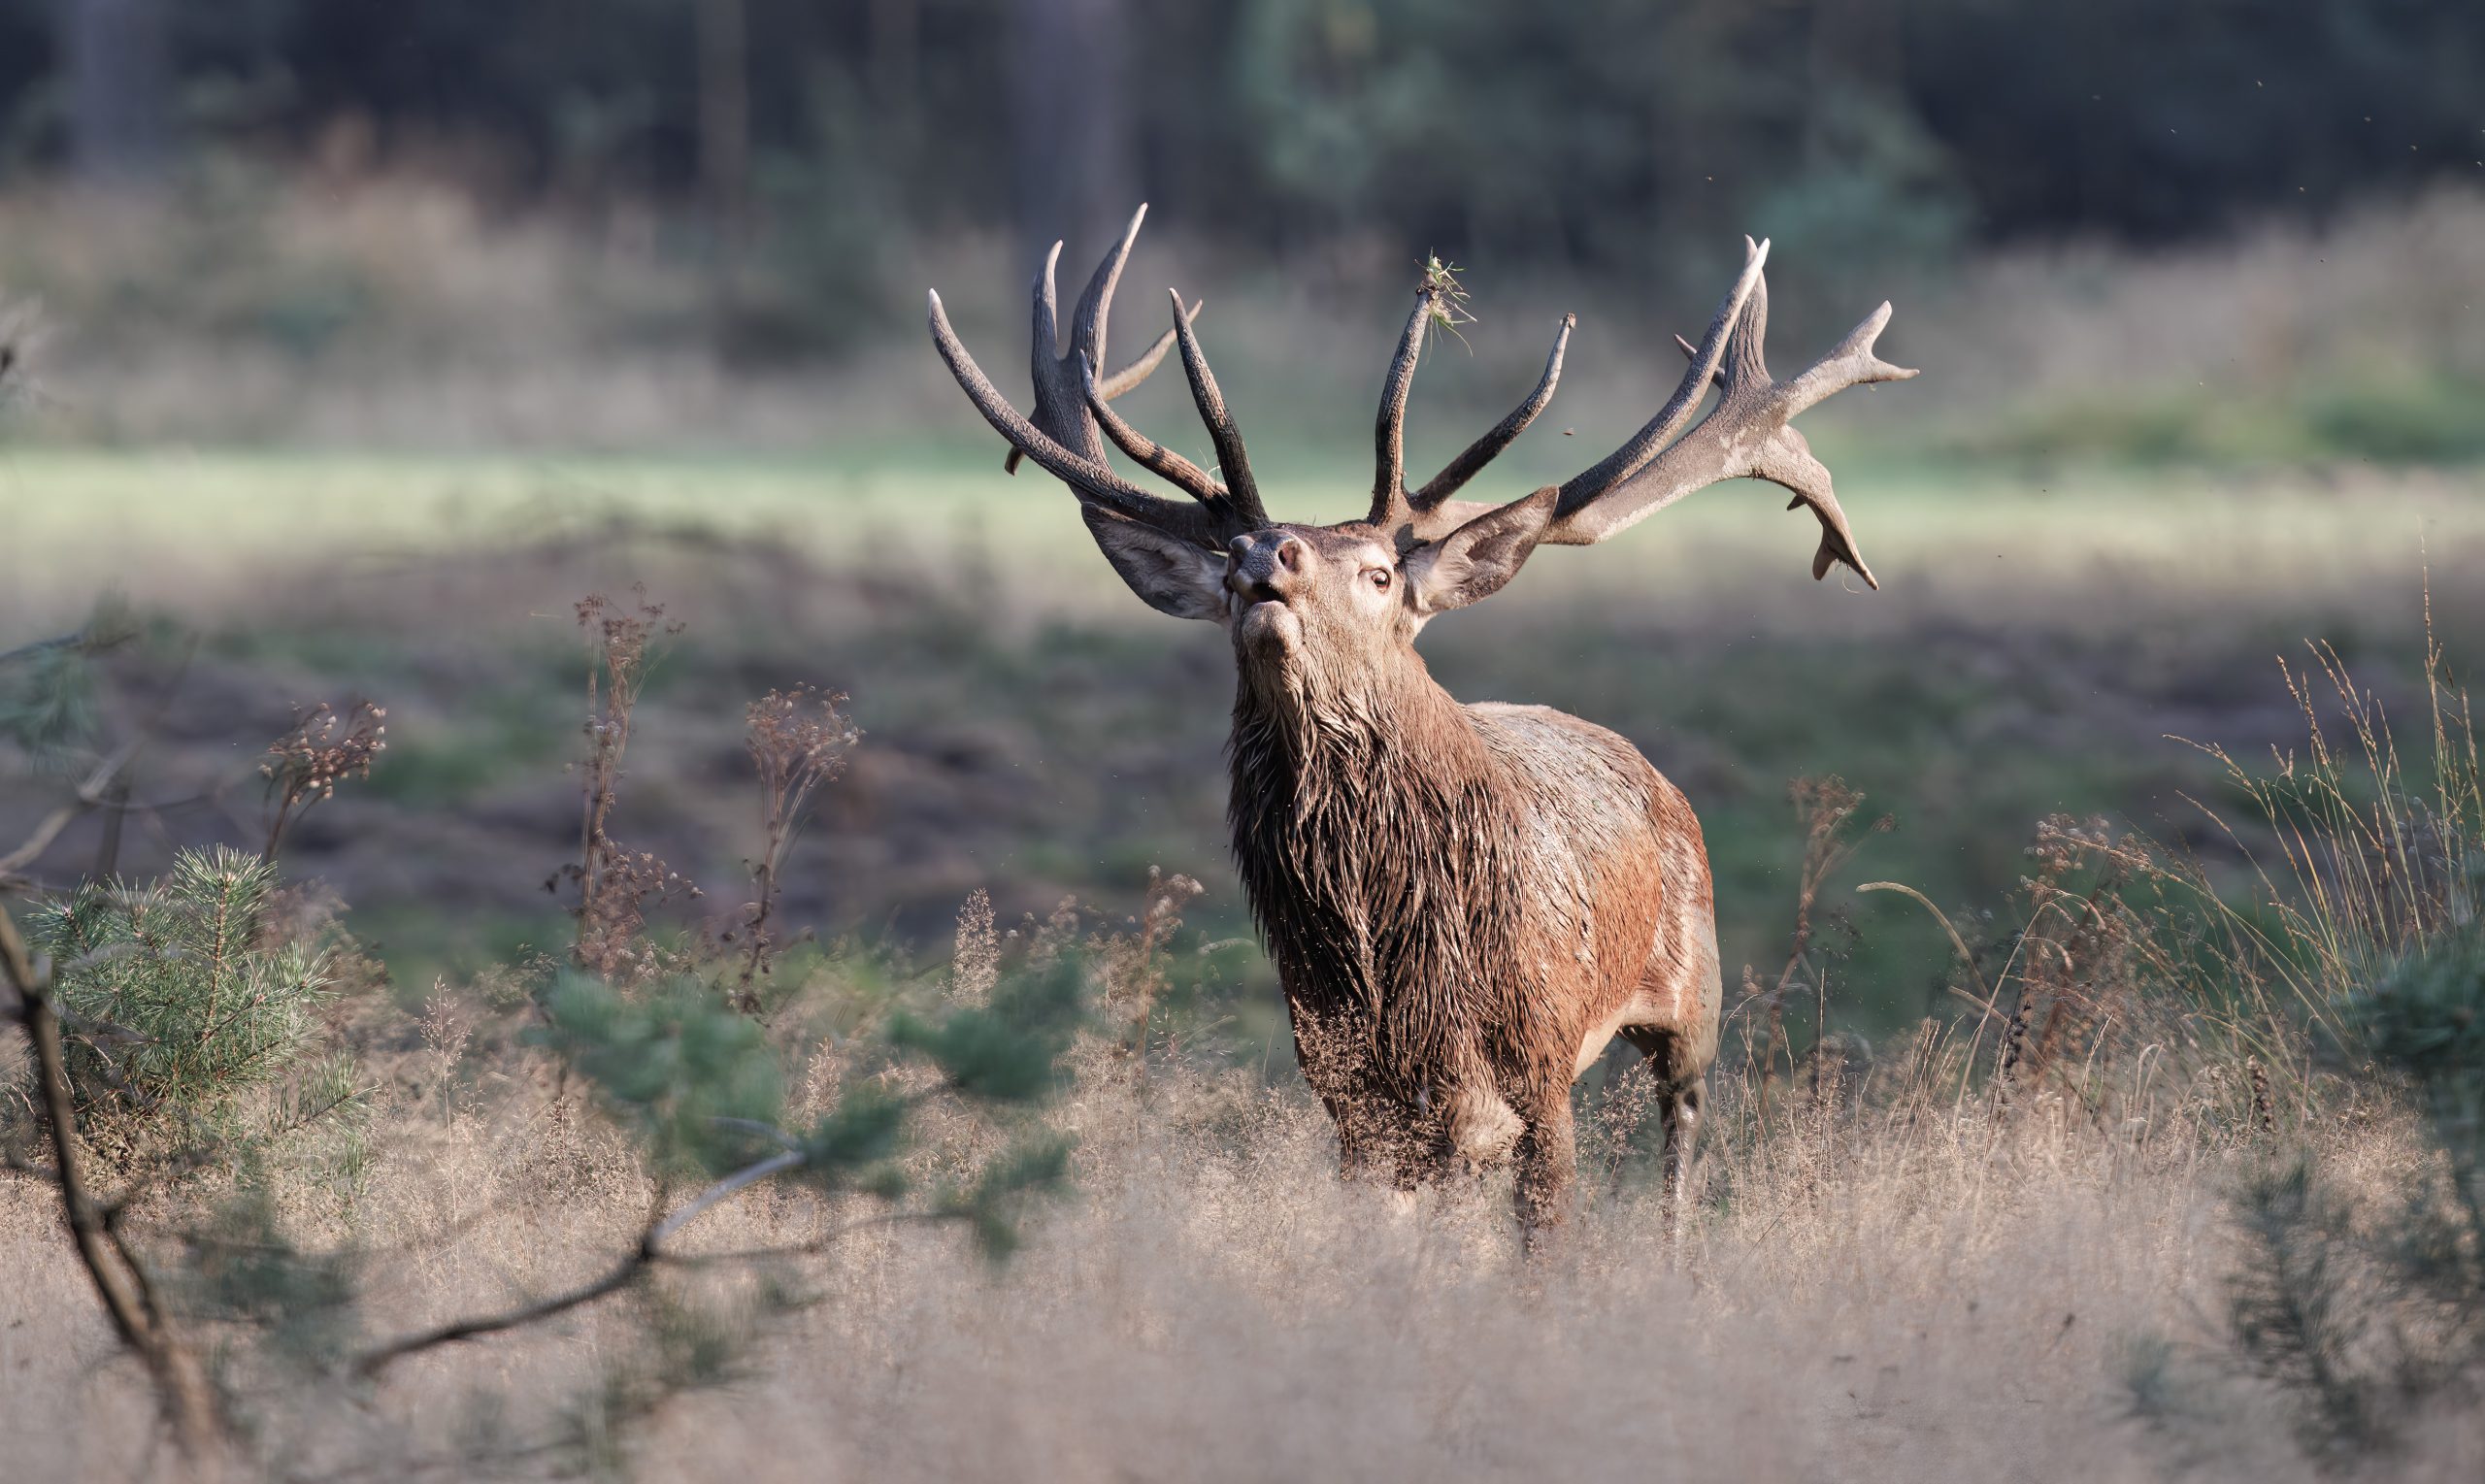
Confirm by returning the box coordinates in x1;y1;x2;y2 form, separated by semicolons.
1082;507;1231;623
1404;487;1557;615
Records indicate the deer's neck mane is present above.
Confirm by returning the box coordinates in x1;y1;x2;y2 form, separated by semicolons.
1226;651;1521;1055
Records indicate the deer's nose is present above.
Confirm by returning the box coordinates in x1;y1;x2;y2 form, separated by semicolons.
1227;533;1309;602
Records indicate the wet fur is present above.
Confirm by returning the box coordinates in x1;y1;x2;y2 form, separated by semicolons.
1224;542;1723;1229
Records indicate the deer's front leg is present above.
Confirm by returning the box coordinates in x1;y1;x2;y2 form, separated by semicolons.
1512;1085;1578;1241
1284;994;1395;1179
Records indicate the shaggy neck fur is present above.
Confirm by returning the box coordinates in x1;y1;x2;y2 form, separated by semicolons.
1226;643;1528;1095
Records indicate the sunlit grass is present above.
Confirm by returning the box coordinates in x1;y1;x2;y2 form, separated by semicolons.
6;445;2483;630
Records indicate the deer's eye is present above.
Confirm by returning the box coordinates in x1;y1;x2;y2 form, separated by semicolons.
1367;568;1392;591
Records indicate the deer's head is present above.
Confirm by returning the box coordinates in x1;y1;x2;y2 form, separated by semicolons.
927;207;1915;706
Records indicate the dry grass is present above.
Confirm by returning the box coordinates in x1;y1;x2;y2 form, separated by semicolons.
2;1033;2473;1483
4;567;2482;1480
2;171;2482;459
1905;187;2485;451
8;171;2485;1468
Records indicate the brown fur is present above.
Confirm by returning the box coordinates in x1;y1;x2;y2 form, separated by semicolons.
1219;523;1720;1231
927;211;1912;1234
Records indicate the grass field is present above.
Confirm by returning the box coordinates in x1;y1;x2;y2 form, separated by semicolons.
7;445;2481;1029
7;444;2481;615
8;174;2485;1480
6;439;2485;1480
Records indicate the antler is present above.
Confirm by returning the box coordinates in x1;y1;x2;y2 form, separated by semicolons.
1544;237;1916;586
999;204;1195;476
927;205;1269;548
1367;273;1574;535
1413;314;1571;509
1007;291;1198;476
1167;287;1269;524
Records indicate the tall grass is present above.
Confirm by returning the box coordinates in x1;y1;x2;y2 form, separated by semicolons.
2184;618;2482;1020
6;580;2484;1480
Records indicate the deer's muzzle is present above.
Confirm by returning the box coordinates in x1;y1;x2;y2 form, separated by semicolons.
1226;532;1310;606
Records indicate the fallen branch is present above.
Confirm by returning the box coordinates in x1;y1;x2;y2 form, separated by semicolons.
353;1142;807;1379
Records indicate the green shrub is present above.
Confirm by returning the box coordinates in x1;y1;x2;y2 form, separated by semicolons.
2205;929;2485;1465
2352;923;2485;1211
28;846;340;1138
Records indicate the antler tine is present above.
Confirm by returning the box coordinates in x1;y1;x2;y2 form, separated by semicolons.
1031;240;1064;387
1780;300;1917;416
1412;313;1574;509
1096;298;1201;400
1168;287;1271;529
1002;206;1199;476
1079;349;1230;508
1554;237;1769;510
1068;204;1144;373
1670;332;1715;381
928;289;1229;548
1367;277;1447;529
1521;237;1917;590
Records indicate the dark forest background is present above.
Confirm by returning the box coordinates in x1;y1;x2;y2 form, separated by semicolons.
7;1;2479;266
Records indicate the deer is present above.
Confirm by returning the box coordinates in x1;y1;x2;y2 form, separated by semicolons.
925;206;1914;1235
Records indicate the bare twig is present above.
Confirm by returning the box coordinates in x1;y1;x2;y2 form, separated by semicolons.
0;738;146;885
350;1233;657;1380
0;901;225;1458
355;1140;805;1379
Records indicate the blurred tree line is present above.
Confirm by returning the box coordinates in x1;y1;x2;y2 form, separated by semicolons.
0;0;2476;271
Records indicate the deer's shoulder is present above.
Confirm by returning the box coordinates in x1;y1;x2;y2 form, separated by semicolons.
1461;702;1659;797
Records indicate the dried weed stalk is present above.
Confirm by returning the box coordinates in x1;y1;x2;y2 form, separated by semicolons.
1734;776;1890;1115
949;888;998;1006
1091;867;1204;1069
730;684;857;1006
418;977;472;1126
259;699;386;862
553;591;697;981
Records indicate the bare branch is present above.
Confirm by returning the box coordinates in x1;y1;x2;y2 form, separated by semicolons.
0;738;146;885
351;1237;653;1380
649;1148;806;1247
0;902;224;1454
356;1139;806;1379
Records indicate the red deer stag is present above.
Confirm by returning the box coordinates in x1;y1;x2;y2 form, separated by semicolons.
926;208;1914;1233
